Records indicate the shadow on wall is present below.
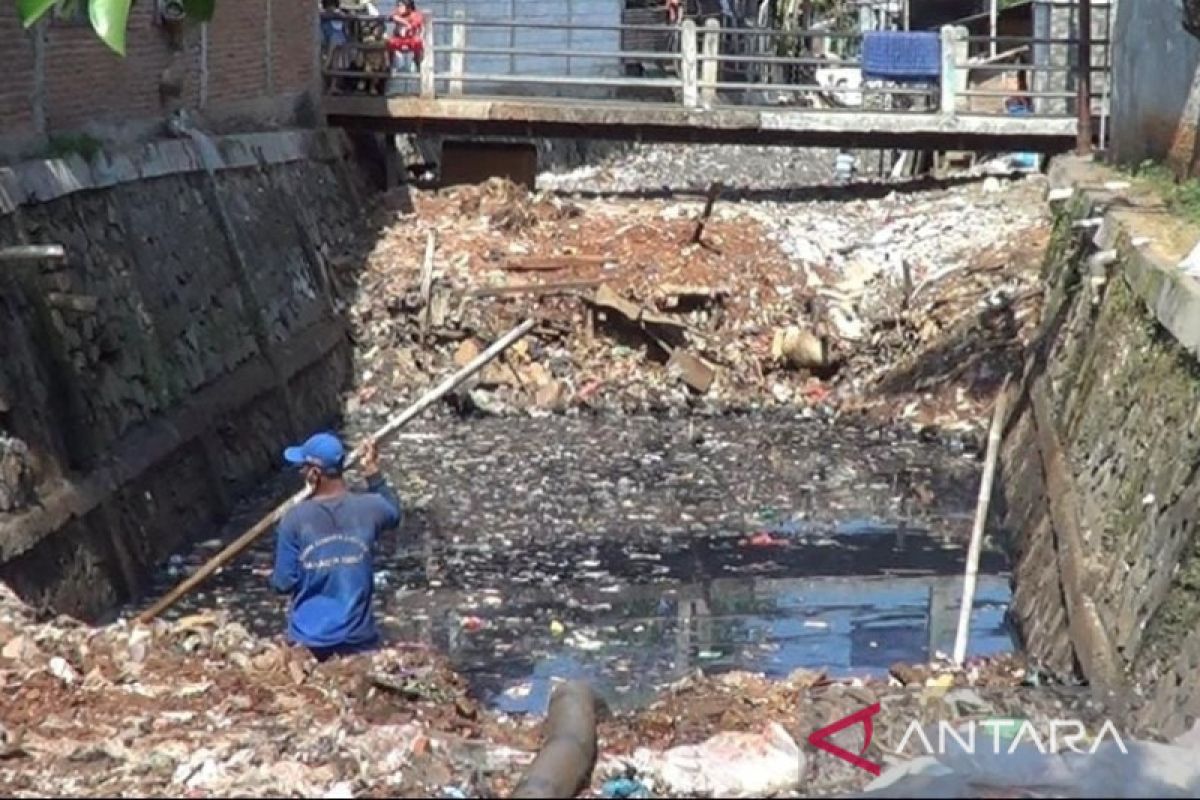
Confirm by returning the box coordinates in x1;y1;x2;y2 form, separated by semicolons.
0;130;409;620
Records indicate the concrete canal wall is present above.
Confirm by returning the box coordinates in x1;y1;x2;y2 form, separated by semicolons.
1000;156;1200;735
0;129;366;619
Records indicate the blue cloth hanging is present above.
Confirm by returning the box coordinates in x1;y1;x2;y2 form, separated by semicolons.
861;31;942;82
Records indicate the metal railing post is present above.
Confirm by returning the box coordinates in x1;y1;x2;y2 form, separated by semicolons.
701;19;720;107
681;18;699;109
420;14;436;99
450;11;466;97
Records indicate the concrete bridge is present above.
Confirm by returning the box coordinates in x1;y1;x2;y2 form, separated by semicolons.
321;13;1104;154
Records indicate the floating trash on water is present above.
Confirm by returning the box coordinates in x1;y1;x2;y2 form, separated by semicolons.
503;683;533;700
549;620;566;637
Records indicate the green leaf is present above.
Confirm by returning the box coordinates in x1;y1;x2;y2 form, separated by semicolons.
16;0;58;27
183;0;215;22
88;0;132;56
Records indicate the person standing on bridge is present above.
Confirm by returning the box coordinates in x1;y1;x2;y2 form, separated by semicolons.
388;0;425;74
271;432;402;660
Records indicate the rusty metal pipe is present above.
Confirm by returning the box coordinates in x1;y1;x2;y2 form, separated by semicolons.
511;681;598;799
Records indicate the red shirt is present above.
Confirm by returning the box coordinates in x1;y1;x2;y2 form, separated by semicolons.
392;9;424;39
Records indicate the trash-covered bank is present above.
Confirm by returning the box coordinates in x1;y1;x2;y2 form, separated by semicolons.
1;145;1103;798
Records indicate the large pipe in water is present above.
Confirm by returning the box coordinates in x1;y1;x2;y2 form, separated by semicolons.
511;681;598;799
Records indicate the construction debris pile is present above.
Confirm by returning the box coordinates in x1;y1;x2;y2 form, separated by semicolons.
2;577;1168;798
339;167;1049;436
0;583;542;797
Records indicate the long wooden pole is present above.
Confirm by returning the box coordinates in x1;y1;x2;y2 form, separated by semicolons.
136;318;538;624
952;376;1012;666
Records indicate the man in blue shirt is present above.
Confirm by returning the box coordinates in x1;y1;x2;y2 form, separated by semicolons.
271;432;401;659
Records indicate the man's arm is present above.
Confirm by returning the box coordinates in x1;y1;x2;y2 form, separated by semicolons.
359;438;401;531
366;473;403;530
271;518;301;595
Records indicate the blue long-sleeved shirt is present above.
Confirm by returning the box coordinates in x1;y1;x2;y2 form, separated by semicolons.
271;475;401;650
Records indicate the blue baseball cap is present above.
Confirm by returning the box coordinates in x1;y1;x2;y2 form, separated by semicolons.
283;432;346;474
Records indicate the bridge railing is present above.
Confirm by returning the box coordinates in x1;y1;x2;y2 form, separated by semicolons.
319;12;1106;122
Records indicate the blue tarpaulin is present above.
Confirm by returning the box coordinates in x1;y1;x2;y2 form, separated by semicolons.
861;31;942;82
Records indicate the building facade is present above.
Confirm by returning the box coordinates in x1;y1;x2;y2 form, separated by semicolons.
0;2;320;161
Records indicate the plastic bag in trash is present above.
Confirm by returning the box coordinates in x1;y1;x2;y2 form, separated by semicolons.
634;722;805;797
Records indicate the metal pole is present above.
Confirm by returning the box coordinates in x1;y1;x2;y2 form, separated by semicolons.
989;0;998;58
1076;0;1093;155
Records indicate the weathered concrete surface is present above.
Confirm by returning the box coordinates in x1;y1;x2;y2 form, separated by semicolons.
0;129;368;618
1110;0;1200;176
1000;155;1200;733
326;96;1078;152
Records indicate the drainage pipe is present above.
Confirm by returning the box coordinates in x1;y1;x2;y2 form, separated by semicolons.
511;680;598;799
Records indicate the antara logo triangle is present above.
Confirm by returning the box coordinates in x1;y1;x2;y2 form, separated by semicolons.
807;702;883;776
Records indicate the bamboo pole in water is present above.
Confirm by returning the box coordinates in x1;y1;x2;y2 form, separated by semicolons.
137;318;538;624
952;375;1012;666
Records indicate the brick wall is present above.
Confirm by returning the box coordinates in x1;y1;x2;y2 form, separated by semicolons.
44;6;185;132
207;0;269;106
0;5;38;145
0;1;318;159
273;0;319;96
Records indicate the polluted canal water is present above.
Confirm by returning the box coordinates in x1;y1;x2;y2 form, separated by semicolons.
140;411;1013;715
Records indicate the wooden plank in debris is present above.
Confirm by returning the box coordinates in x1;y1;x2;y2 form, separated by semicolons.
504;255;609;272
666;347;715;394
0;245;66;263
469;278;604;298
591;283;688;330
419;231;436;339
45;292;99;313
690;182;724;246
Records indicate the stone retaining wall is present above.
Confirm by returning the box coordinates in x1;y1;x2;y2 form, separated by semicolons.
1000;156;1200;735
0;129;366;619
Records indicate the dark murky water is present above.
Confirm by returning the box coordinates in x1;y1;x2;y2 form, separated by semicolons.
132;413;1013;713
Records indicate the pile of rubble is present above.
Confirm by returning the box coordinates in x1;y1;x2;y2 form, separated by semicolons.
338;168;1050;437
0;583;542;797
2;568;1170;798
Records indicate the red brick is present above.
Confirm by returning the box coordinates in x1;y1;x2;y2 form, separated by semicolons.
206;0;269;106
0;5;38;140
272;0;318;95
